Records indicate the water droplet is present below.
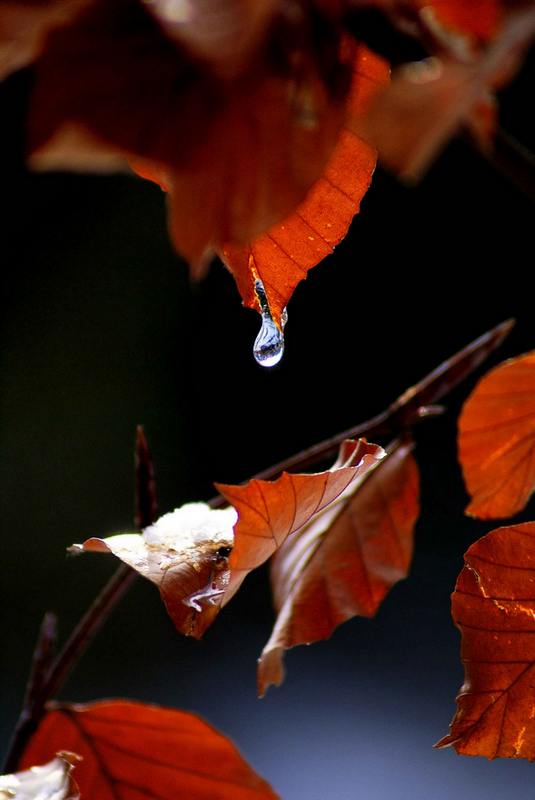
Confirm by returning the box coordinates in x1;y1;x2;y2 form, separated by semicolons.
252;279;285;368
254;315;284;367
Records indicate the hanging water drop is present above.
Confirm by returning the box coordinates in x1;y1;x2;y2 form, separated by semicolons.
252;279;285;368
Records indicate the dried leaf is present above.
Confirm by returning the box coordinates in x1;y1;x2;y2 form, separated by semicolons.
458;351;535;519
0;752;80;800
258;439;420;695
72;503;237;639
436;522;535;759
219;44;389;325
218;439;386;607
20;700;278;799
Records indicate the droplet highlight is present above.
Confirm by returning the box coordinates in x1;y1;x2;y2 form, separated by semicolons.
252;279;285;368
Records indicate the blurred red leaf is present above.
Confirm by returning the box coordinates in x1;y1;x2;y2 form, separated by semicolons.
1;752;80;799
27;0;358;268
20;700;279;798
218;439;385;606
257;438;419;695
219;44;388;325
353;4;535;178
436;522;535;759
458;351;535;519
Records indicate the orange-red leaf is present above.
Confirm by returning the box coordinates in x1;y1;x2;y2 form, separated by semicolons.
436;522;535;759
1;752;80;799
20;700;278;799
219;44;389;325
458;351;535;520
257;439;420;696
218;439;385;606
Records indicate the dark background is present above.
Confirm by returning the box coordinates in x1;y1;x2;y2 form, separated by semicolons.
1;49;534;798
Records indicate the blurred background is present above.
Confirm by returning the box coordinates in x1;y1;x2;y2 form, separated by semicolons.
1;43;534;799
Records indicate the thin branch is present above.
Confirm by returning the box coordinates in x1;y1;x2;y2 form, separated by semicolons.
217;318;514;487
3;427;158;773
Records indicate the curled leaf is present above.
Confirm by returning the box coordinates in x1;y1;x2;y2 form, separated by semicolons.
20;700;279;799
436;522;535;759
220;43;389;325
0;752;80;800
458;350;535;519
71;503;238;639
218;439;386;606
258;439;420;696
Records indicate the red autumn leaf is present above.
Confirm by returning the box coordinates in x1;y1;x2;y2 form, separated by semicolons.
218;438;385;606
436;522;535;759
219;43;389;326
257;438;420;696
26;0;358;268
0;752;81;799
19;700;278;799
458;350;535;520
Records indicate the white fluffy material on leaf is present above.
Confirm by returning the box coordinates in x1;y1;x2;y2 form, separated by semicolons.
0;755;79;800
143;502;237;551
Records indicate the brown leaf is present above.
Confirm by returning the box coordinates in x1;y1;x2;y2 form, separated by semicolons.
219;43;389;325
20;700;279;799
257;439;420;696
71;503;238;639
458;350;535;519
436;522;535;759
27;0;356;267
0;752;81;800
218;439;386;607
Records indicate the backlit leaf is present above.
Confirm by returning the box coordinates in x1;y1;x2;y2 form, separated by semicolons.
458;351;535;519
436;522;535;759
20;700;278;799
257;439;420;695
218;439;385;606
220;44;389;325
0;752;80;800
